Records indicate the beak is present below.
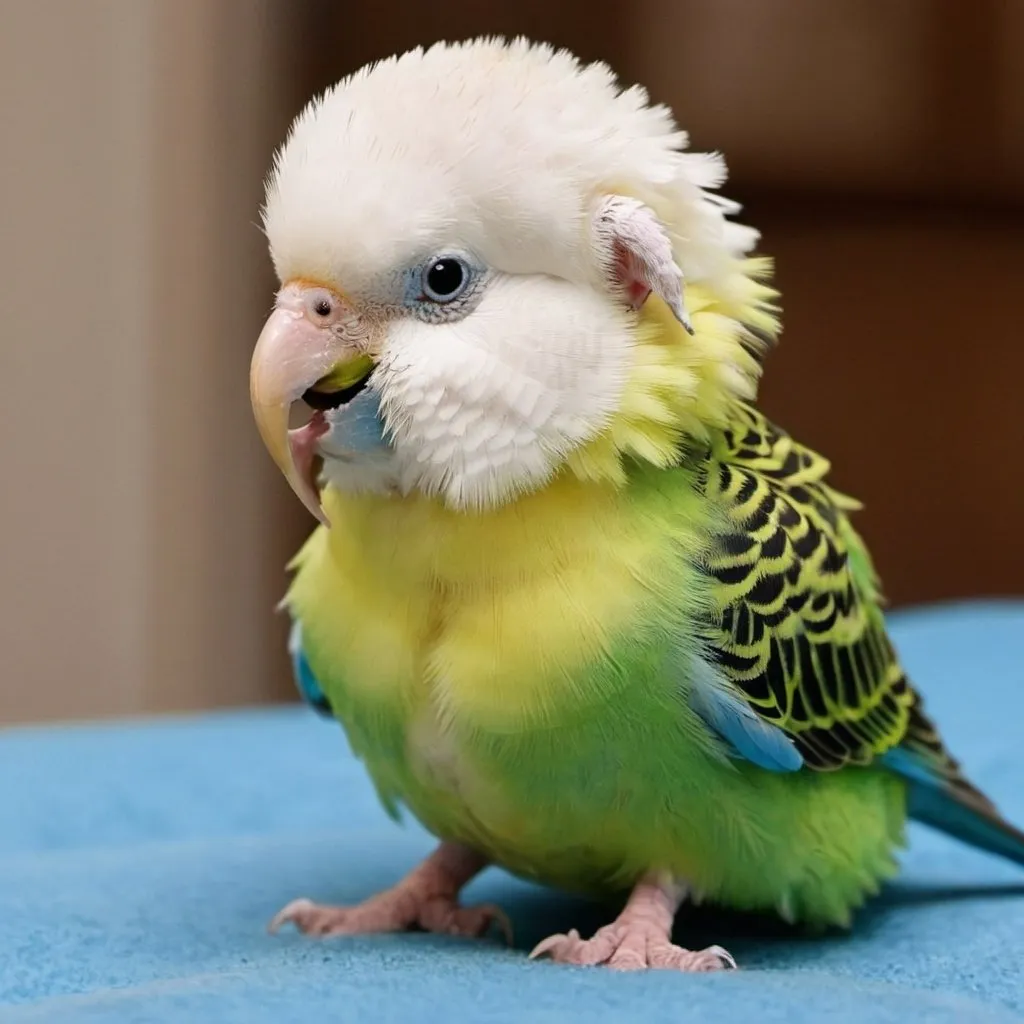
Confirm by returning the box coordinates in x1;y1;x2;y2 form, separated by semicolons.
249;283;373;526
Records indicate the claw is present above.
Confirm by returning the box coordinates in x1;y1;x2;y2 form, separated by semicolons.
705;944;738;970
484;903;515;947
529;929;579;961
267;897;315;935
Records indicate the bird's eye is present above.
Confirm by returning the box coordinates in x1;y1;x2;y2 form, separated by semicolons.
313;298;331;317
422;257;469;303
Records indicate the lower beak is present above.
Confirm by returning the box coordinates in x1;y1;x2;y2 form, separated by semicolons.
249;303;371;526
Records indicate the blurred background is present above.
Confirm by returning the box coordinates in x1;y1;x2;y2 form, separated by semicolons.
1;0;1021;725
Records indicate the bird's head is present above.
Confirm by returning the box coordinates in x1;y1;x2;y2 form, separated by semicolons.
251;37;777;524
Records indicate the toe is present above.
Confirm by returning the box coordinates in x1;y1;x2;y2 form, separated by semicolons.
606;948;647;971
667;944;737;972
307;913;348;937
268;898;357;938
696;944;737;971
268;897;316;934
458;903;514;944
483;903;515;946
424;900;513;943
604;928;648;971
529;926;623;967
574;926;621;967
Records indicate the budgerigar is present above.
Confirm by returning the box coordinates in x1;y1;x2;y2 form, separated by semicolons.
249;37;1024;971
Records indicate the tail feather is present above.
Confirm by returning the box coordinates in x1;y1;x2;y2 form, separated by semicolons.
883;744;1024;869
904;773;1024;869
879;685;1024;867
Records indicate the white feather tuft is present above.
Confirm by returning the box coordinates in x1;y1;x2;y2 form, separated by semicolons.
264;36;756;292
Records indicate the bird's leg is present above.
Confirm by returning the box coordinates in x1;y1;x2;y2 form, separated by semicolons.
530;872;736;971
269;841;511;942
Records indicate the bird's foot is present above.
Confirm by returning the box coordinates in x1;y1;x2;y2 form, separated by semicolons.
530;924;734;971
268;842;510;942
268;892;511;941
530;873;736;972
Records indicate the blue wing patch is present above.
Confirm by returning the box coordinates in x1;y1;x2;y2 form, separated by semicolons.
288;620;334;717
688;654;804;773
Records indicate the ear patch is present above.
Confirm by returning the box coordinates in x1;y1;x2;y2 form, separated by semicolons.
592;195;694;335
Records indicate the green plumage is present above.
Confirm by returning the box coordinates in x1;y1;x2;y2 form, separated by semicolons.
287;392;1022;932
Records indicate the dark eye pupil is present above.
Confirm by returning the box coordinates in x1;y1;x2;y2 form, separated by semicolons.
313;299;331;317
426;259;464;297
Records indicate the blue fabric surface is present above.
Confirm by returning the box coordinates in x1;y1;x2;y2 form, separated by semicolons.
2;600;1024;1022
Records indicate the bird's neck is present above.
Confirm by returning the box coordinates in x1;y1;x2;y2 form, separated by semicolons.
315;464;706;593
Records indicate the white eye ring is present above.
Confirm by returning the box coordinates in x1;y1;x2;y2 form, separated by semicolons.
421;255;470;303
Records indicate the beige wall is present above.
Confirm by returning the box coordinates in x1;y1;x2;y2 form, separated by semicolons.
0;1;304;723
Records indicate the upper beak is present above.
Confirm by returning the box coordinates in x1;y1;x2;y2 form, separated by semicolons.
249;283;372;526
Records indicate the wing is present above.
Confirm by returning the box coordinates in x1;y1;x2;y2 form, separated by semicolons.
288;619;334;718
696;402;958;776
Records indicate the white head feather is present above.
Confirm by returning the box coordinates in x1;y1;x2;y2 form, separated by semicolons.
262;36;760;511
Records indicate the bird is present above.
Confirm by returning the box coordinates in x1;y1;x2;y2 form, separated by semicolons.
248;36;1024;972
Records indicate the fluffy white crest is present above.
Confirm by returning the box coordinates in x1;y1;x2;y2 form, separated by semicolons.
262;36;760;510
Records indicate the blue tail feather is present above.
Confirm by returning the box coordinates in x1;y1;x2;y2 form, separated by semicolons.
883;748;1024;868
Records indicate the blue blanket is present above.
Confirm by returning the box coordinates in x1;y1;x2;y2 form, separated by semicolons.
2;601;1023;1022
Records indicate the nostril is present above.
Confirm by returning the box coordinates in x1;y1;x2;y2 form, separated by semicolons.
312;298;331;318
